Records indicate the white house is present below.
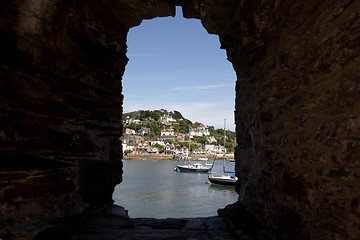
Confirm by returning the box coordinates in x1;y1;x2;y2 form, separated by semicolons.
147;147;159;154
206;136;217;143
126;118;142;125
192;148;207;154
160;129;174;136
159;114;176;123
149;140;165;146
189;125;210;137
175;147;189;155
125;128;135;135
122;142;136;153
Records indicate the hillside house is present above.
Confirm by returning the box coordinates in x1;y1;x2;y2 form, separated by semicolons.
206;136;217;143
189;124;210;137
160;129;174;136
147;147;159;154
149;140;165;146
123;135;143;144
138;127;151;136
192;148;207;154
163;143;175;155
159;114;176;123
122;141;136;153
175;147;189;155
125;128;136;135
135;142;152;154
125;118;142;125
160;122;174;136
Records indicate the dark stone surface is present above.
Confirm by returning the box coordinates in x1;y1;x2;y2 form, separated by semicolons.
34;205;235;240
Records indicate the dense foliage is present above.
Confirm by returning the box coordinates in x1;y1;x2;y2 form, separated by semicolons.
123;109;187;122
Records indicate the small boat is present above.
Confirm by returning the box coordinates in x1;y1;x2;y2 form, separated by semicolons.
197;157;208;161
174;142;215;173
207;119;237;186
175;156;215;173
176;162;214;173
208;174;237;186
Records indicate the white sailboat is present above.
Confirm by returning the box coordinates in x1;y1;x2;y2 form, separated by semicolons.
208;119;237;185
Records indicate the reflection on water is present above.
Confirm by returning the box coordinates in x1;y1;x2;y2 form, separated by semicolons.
113;160;238;218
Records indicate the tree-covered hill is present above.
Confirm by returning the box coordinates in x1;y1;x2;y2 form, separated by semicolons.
122;109;236;151
123;109;189;122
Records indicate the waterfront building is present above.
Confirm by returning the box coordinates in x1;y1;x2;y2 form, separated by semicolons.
147;147;159;154
135;142;152;154
163;143;175;155
175;147;189;155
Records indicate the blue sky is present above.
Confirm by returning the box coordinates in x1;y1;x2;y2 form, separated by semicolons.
123;7;236;131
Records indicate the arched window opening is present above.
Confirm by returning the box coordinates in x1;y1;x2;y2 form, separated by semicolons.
113;7;237;218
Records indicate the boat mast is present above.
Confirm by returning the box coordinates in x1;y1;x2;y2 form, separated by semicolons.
223;119;226;162
188;139;191;167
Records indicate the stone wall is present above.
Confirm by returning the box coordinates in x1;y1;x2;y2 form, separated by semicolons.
1;0;359;239
0;1;173;238
186;0;360;239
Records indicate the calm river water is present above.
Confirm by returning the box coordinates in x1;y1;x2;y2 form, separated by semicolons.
113;159;238;218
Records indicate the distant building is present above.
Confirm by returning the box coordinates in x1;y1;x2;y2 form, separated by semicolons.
149;140;165;146
159;114;176;123
206;136;217;143
160;122;174;136
122;141;136;153
192;148;207;154
160;129;174;136
123;135;143;144
135;142;152;154
147;147;159;154
125;128;136;135
138;127;151;136
189;124;210;137
126;118;142;125
175;134;185;142
163;143;175;155
175;147;189;155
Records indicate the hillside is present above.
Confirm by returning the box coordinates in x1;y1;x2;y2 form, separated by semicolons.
122;109;235;152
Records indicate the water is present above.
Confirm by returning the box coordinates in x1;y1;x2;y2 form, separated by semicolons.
113;159;238;218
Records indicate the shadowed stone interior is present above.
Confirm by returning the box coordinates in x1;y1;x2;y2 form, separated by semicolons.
0;1;359;239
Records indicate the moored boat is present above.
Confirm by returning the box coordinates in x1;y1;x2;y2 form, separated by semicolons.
174;140;215;173
208;174;237;186
207;119;237;186
176;162;214;173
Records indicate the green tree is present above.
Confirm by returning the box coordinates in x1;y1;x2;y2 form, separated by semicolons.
152;143;164;153
147;122;161;138
193;135;207;145
171;110;184;120
164;139;175;144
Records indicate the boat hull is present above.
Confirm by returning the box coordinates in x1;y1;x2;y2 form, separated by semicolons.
208;176;236;186
176;165;211;173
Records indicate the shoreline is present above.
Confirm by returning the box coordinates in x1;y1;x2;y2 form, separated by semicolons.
122;154;235;161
